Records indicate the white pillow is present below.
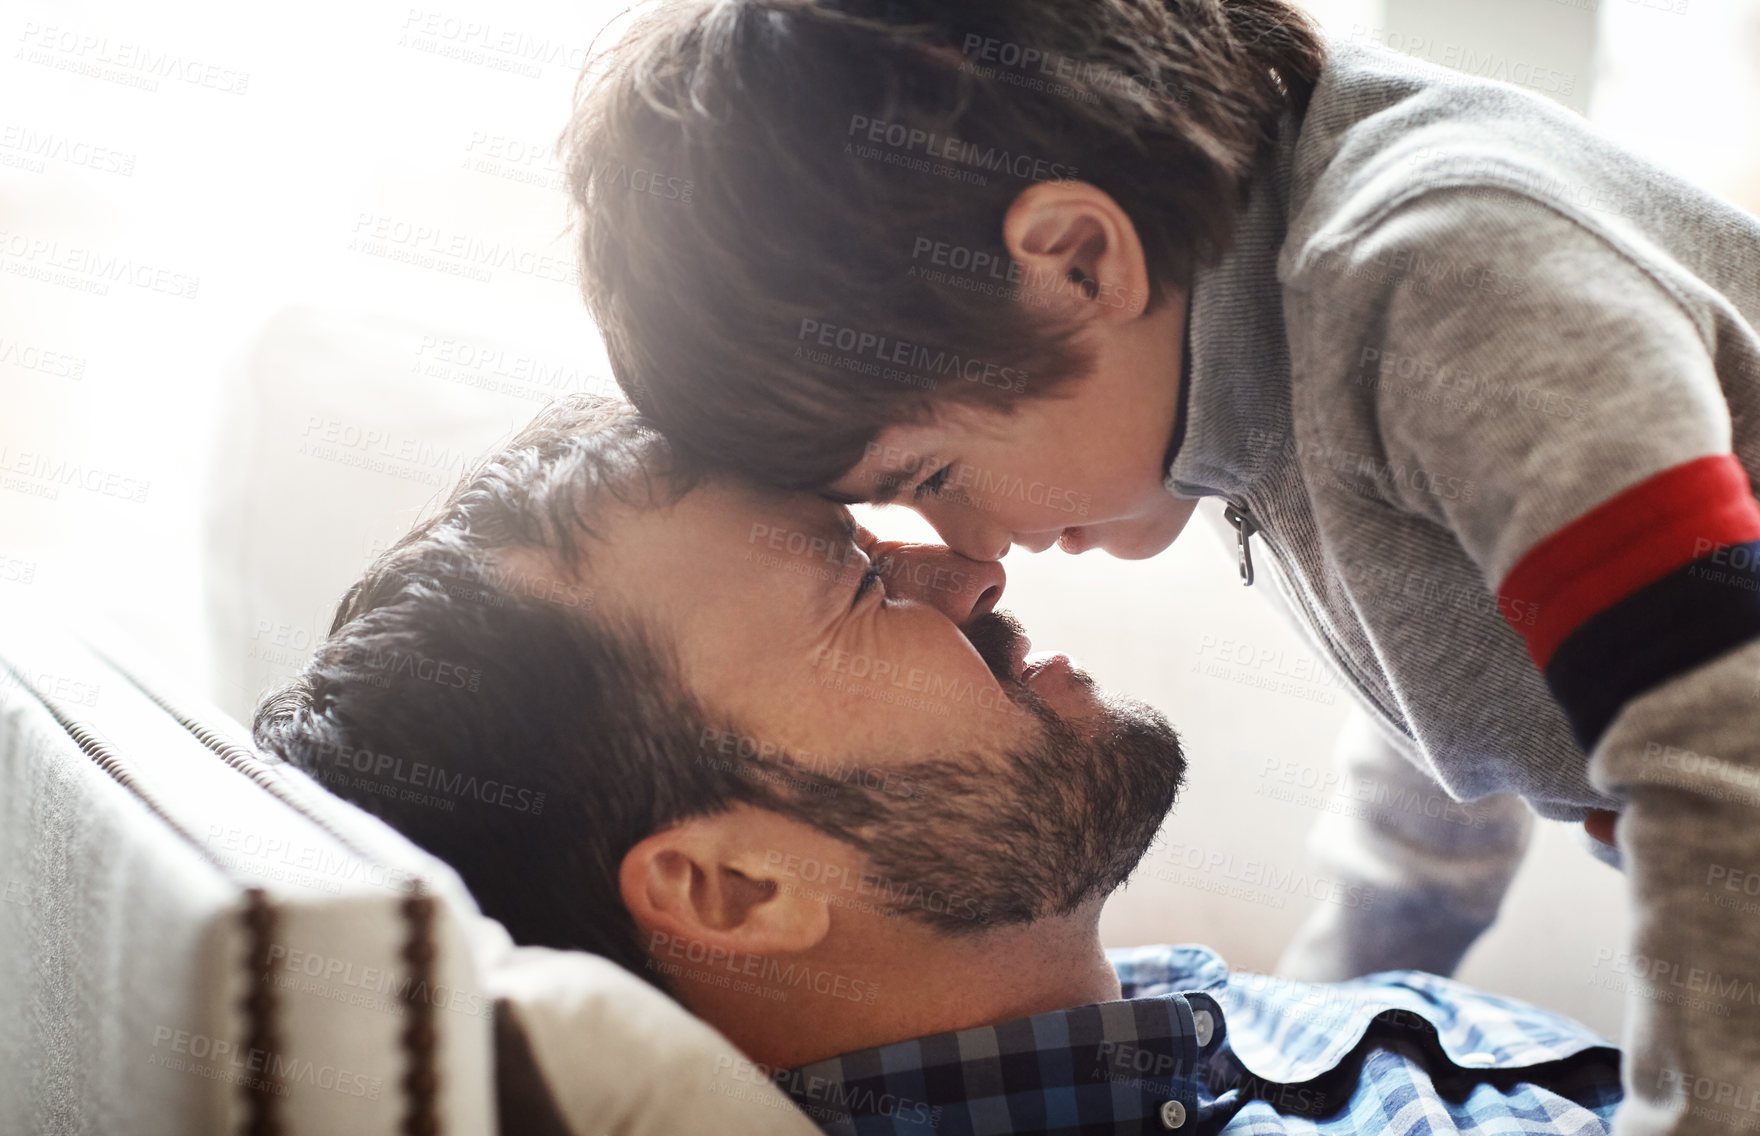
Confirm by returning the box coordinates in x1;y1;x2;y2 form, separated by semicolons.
487;942;821;1136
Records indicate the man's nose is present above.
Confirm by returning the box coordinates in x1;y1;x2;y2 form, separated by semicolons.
874;541;1005;623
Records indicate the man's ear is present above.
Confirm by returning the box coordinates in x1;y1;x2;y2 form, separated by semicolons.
619;805;834;958
1003;180;1152;322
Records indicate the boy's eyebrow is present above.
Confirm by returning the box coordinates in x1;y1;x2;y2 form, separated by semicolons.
820;477;904;508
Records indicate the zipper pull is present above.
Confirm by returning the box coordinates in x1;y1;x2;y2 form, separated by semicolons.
1223;500;1258;587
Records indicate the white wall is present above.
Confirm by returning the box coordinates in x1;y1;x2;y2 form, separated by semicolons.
0;0;619;684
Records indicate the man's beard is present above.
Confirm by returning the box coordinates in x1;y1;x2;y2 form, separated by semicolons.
758;611;1186;933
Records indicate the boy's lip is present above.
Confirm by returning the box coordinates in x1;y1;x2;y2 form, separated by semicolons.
1018;526;1098;555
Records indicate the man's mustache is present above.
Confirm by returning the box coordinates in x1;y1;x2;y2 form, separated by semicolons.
963;610;1030;686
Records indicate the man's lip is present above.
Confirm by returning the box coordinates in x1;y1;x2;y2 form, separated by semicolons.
1057;527;1088;555
1021;650;1069;685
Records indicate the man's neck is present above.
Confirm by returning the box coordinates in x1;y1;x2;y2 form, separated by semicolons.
697;905;1121;1069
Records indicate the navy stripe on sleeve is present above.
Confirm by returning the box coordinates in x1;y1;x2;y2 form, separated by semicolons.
1545;542;1760;750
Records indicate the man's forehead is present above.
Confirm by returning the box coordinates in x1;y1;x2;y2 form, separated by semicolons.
600;478;858;580
685;477;851;533
484;542;593;616
582;479;862;657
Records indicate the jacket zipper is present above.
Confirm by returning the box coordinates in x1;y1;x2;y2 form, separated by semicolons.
1222;502;1258;586
1223;497;1416;742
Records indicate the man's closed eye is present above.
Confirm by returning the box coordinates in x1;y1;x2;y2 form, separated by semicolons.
854;560;888;603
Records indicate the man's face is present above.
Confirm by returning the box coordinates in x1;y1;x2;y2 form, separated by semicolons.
591;478;1186;927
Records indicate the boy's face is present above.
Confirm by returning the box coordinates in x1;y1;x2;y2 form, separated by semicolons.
829;290;1200;561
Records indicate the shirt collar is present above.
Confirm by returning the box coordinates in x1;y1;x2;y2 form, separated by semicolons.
778;978;1221;1133
1164;111;1302;502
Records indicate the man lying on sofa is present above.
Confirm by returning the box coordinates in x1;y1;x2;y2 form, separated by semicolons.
254;395;1623;1134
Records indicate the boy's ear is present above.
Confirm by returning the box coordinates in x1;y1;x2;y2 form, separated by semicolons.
619;805;833;959
1002;179;1152;322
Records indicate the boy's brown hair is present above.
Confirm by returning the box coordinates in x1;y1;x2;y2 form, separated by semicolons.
564;0;1325;490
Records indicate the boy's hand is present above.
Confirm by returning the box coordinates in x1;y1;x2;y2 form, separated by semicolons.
1583;808;1618;847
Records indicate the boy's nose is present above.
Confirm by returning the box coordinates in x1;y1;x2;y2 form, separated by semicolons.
917;506;1013;563
874;541;1005;624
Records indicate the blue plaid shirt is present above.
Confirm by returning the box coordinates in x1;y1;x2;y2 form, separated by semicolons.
778;944;1621;1135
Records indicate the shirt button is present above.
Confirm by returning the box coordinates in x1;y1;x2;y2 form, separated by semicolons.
1160;1099;1188;1129
1192;1009;1214;1048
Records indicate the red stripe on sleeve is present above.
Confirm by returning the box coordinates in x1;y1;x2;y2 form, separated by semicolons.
1497;454;1760;669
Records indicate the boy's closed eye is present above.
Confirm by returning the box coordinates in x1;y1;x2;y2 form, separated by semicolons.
914;464;954;500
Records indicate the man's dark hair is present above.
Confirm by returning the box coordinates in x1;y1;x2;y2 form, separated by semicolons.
251;396;752;981
564;0;1325;491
